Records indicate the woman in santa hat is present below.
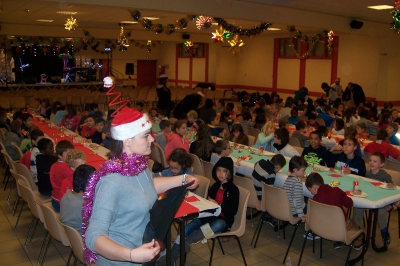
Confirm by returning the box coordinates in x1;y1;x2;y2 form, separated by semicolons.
82;107;199;265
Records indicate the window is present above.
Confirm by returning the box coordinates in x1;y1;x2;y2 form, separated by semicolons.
178;42;206;57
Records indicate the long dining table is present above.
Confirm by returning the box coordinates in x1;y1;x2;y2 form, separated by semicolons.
228;143;400;260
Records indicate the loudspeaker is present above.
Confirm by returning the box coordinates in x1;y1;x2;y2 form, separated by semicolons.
182;33;190;40
350;20;363;29
125;63;134;75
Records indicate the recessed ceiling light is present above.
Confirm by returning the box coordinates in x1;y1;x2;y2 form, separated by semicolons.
212;23;219;26
56;11;77;15
267;28;281;31
36;19;54;22
367;5;393;10
143;17;159;20
119;21;138;24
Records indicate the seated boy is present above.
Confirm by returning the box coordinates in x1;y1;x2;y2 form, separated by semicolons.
21;113;33;138
186;110;202;130
307;113;319;130
283;156;308;222
215;99;225;114
386;122;399;146
155;120;171;150
305;173;362;250
36;138;58;196
211;140;240;174
317;125;337;149
288;108;299;125
302;131;328;166
49;140;75;212
60;164;95;234
88;118;105;145
291;121;309;148
4;120;22;161
101;122;111;149
278;119;290;129
356;122;369;140
364;129;400;160
327;137;366;176
240;111;254;128
225;102;235;116
251;154;286;200
157;109;168;122
317;105;336;127
352;152;392;246
20;129;44;171
338;126;362;158
208;115;227;138
20;126;38;154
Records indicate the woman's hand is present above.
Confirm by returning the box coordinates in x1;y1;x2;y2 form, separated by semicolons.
185;174;199;189
131;239;161;263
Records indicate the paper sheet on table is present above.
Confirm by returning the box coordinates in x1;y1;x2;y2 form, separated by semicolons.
187;192;221;218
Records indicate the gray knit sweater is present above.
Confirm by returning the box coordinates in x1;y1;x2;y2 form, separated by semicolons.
283;176;305;217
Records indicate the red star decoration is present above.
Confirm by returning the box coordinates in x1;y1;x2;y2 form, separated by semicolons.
142;123;145;127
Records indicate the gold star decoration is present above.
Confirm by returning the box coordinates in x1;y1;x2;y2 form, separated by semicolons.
228;35;244;55
212;26;231;44
65;17;78;31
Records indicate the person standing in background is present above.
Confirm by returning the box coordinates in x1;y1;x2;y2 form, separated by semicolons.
156;74;172;118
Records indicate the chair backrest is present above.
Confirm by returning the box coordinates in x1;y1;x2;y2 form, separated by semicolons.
315;118;326;126
194;174;210;198
62;224;87;265
14;162;37;191
228;186;250;237
289;136;301;147
2;150;17;172
307;199;347;243
150;142;168;167
233;175;261;211
262;183;299;225
242;126;250;135
293;146;304;155
11;142;23;160
18;179;44;222
218;122;230;139
247;127;261;139
148;159;154;173
247;135;255;147
201;160;215;186
385;159;400;172
298;115;308;121
364;152;372;164
384;168;400;186
37;200;71;246
188;153;205;176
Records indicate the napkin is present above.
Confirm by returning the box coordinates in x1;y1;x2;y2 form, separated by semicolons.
174;201;200;218
329;174;342;178
185;196;200;202
370;181;383;186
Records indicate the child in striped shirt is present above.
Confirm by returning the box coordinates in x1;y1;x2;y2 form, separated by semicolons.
283;156;308;222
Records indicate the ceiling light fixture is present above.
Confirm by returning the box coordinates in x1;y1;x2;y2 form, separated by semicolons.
142;17;159;20
267;28;281;31
57;11;77;15
367;5;393;10
36;19;54;23
119;21;138;24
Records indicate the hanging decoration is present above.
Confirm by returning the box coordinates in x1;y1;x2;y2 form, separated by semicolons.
117;25;130;51
146;40;152;53
65;17;78;31
104;76;130;117
211;26;231;43
391;0;400;33
287;26;334;59
228;35;244;55
196;16;213;30
214;18;271;37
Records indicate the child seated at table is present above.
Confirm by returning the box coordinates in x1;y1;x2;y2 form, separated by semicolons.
356;122;369;140
364;129;400;160
326;137;366;176
211;140;240;174
60;164;95;234
155;120;171;150
352;152;392;246
283;156;308;222
186;110;202;130
208;115;227;139
240;111;254;129
269;103;282;122
215;99;225;114
291;121;309;148
28;129;45;183
332;118;345;136
4;120;22;161
386;122;399;146
254;121;275;152
88;118;105;145
36;138;58;196
21;113;33;138
305;173;362;250
317;105;336;127
379;113;391;129
156;109;168;122
273;128;300;157
288;108;300;126
59;149;87;200
278;119;290;130
225;102;235;116
166;157;239;265
165;120;192;160
302;131;328;166
20;129;44;171
229;124;249;146
20;126;40;154
153;148;194;177
307;113;319;130
80;114;97;138
317;125;337;149
391;109;400;124
252;154;286;199
338;126;362;158
101;122;111;149
149;107;159;123
49;140;75;212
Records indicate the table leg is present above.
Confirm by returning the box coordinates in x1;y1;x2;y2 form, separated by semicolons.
180;219;185;266
166;227;171;266
370;209;388;252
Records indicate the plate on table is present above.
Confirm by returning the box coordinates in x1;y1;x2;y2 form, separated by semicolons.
240;155;252;161
349;192;368;198
379;184;397;190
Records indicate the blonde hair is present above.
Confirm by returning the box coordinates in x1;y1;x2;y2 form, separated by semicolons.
261;121;275;135
66;149;87;168
187;110;198;120
271;103;281;111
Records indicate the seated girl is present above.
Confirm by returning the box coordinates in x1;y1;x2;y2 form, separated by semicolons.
254;121;275;152
229;124;249;146
189;124;215;161
153;148;194;177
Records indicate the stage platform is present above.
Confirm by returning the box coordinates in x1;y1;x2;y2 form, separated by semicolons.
0;82;104;91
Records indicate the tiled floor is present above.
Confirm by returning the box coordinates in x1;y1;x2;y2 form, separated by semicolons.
1;164;400;265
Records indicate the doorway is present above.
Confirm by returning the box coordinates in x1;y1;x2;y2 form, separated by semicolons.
137;60;157;87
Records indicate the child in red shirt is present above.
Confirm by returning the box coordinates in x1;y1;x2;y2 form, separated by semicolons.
59;149;87;201
80;115;97;138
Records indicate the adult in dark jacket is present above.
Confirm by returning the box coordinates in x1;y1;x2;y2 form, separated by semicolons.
165;157;239;265
342;82;366;106
198;98;216;124
156;75;173;117
173;93;203;119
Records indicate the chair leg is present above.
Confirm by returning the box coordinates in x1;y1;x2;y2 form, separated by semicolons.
320;237;323;258
282;221;286;239
12;194;20;215
209;238;216;266
2;165;9;183
398;210;400;239
4;170;11;191
217;237;224;255
27;218;40;246
387;209;392;229
282;222;299;264
24;217;37;246
37;231;50;264
39;234;52;266
14;200;25;231
7;179;16;202
298;230;311;266
235;236;247;266
253;214;265;248
66;249;73;266
250;215;263;247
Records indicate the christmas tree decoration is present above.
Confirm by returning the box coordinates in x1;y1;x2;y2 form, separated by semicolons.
214;18;271;37
228;35;244;55
147;40;152;53
196;16;213;30
391;1;400;33
117;25;130;50
64;17;78;31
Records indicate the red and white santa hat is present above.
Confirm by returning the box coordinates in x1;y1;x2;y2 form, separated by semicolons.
197;90;206;97
110;107;152;140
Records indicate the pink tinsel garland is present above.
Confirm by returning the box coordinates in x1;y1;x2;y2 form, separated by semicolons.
81;152;148;264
